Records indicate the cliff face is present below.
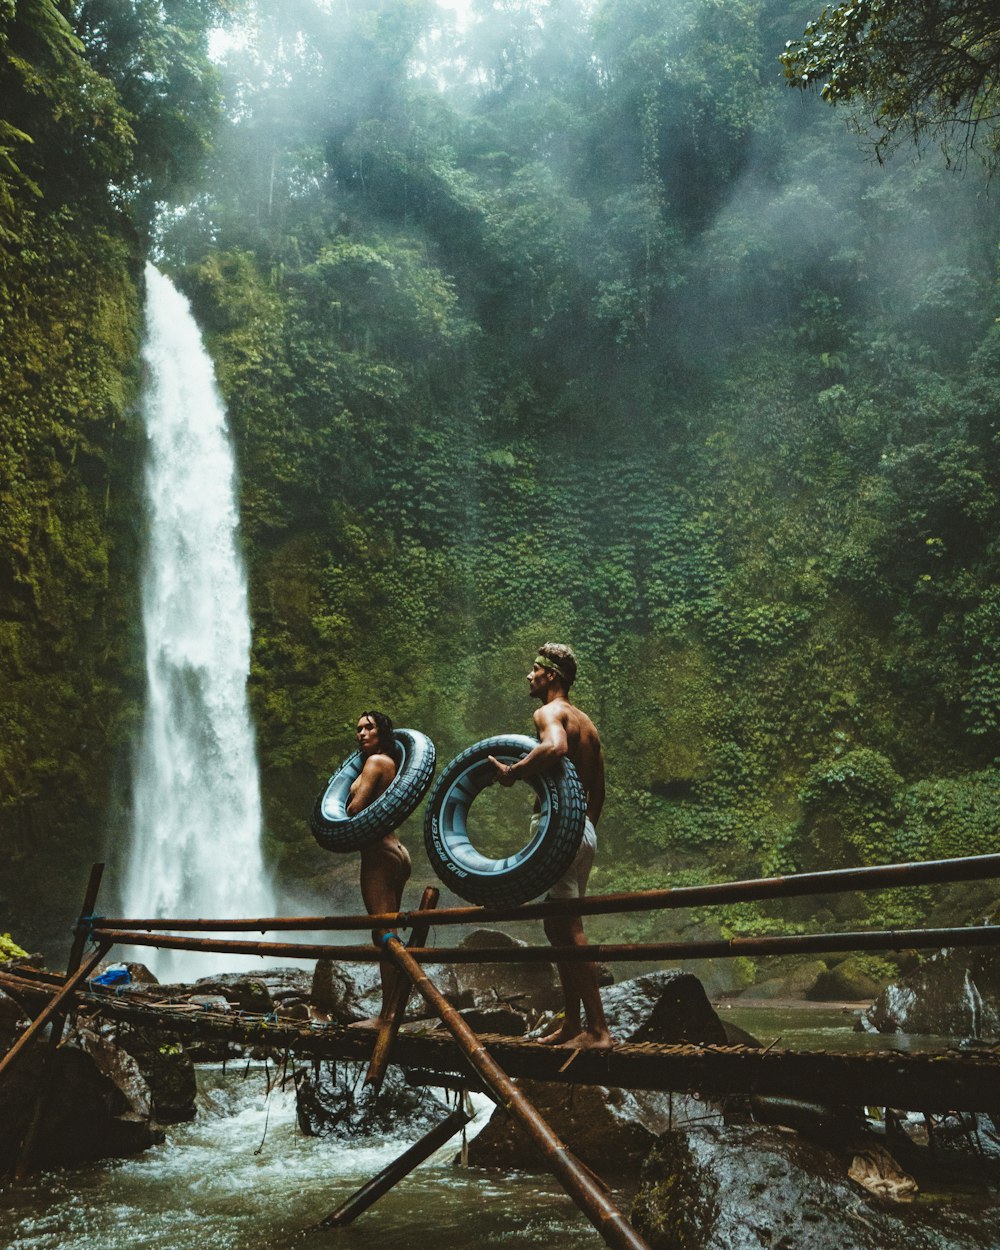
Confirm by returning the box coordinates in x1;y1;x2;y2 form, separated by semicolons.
0;217;145;956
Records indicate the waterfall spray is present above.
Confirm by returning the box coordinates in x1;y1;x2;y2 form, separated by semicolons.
124;263;273;980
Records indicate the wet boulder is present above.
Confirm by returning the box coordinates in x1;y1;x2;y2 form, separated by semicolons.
188;972;274;1014
736;959;828;1002
310;957;380;1023
310;957;460;1024
464;1079;719;1176
808;956;886;1003
465;970;729;1175
149;973;271;1014
631;1124;1000;1250
117;1029;198;1123
0;1025;165;1174
456;1005;527;1035
450;929;561;1014
122;962;159;985
861;949;999;1039
599;970;728;1046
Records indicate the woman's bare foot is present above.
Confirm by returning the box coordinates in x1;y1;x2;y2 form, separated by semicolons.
348;1016;383;1030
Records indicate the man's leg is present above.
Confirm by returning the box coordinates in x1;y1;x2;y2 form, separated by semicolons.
539;912;612;1050
352;836;412;1029
536;819;611;1049
537;912;583;1044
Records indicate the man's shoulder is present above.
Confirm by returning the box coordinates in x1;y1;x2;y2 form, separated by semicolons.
566;702;602;748
534;698;600;739
533;698;571;726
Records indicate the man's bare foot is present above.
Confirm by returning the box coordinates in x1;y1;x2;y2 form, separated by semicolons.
536;1026;580;1045
560;1028;615;1051
348;1016;383;1030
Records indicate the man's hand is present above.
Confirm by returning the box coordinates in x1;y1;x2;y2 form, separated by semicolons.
488;755;517;786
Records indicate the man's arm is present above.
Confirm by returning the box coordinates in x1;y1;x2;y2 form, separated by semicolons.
490;704;567;786
347;755;396;815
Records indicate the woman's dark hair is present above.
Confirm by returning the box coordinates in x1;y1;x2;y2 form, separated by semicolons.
358;709;396;756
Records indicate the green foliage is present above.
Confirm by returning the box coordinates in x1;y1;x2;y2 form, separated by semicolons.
800;748;904;864
8;0;1000;956
0;932;29;960
781;0;1000;171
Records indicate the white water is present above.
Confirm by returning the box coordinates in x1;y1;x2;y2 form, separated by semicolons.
123;264;274;980
0;1068;588;1250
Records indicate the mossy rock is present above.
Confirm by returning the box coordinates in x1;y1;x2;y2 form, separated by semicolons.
739;959;827;1001
808;956;886;1003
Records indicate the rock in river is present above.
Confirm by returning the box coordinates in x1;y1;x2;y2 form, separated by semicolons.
861;949;999;1039
463;970;727;1176
0;1024;164;1174
631;1124;1000;1250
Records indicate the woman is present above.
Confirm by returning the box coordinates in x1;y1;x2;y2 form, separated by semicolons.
346;710;411;1028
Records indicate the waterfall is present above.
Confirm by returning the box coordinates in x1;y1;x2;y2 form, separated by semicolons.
124;263;274;980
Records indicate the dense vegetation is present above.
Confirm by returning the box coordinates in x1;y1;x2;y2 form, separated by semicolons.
3;0;999;971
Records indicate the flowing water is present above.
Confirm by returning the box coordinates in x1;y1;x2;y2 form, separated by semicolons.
0;1066;597;1250
123;265;273;981
0;1005;958;1250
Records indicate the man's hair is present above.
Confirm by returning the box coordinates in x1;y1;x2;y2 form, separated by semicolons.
537;642;577;689
358;709;396;756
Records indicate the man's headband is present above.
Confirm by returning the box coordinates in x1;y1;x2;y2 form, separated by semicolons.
534;655;567;680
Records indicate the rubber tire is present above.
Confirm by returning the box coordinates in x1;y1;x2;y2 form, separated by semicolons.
423;734;586;906
309;727;436;853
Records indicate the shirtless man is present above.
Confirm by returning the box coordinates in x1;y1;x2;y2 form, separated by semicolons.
489;643;613;1050
346;710;412;1029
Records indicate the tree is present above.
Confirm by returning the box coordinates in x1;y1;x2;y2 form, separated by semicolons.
72;0;227;218
780;0;1000;171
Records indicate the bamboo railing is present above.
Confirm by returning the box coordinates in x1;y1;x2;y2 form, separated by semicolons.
6;850;1000;1248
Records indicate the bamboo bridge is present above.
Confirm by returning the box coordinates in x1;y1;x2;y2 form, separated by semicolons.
3;854;1000;1249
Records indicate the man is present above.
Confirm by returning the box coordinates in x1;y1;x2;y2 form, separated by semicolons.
489;643;613;1050
346;709;411;1029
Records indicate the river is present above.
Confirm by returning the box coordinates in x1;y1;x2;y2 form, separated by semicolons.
0;1004;959;1250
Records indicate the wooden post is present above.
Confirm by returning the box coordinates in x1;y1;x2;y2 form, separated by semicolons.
66;863;106;979
364;885;439;1096
307;1107;472;1231
382;937;653;1250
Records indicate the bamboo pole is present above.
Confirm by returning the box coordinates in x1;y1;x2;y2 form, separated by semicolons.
66;863;106;980
364;886;439;1096
308;1107;472;1230
89;922;1000;964
0;942;112;1084
380;936;652;1250
91;850;1000;932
